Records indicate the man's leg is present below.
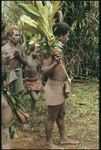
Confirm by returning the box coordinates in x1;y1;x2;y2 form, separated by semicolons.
45;118;54;144
45;106;57;144
57;103;79;144
45;105;64;149
56;103;66;140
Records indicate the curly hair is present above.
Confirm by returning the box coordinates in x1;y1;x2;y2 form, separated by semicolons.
53;22;70;37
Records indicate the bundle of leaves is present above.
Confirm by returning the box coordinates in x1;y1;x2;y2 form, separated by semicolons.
17;1;63;54
17;1;71;83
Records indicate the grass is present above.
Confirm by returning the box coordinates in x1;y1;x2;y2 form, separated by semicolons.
14;79;99;149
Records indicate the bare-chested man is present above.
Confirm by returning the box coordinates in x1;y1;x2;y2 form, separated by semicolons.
42;22;79;149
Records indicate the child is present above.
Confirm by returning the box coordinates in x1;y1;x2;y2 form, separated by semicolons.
24;43;42;111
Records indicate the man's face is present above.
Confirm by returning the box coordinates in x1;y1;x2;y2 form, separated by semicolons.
58;33;69;45
11;29;21;44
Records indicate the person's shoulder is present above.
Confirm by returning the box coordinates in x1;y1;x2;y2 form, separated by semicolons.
2;42;9;49
43;55;52;62
2;42;10;52
43;54;52;59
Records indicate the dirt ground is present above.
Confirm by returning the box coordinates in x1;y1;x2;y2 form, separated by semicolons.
11;122;99;150
11;80;99;149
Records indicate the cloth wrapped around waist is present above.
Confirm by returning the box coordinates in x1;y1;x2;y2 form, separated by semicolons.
44;78;65;106
24;77;42;92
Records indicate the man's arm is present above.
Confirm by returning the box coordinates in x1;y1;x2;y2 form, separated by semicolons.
41;57;58;75
14;49;28;66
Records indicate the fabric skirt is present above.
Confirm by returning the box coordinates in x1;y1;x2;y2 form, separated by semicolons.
44;78;65;106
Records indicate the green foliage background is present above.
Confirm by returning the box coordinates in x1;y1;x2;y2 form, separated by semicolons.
2;1;99;79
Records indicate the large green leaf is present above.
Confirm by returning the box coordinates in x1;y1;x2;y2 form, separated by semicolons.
20;15;38;28
52;1;61;17
18;3;40;17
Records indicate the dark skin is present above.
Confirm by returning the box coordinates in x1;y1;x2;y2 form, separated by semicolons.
42;52;62;74
2;77;13;126
42;52;66;145
24;45;42;111
42;52;67;149
42;33;79;147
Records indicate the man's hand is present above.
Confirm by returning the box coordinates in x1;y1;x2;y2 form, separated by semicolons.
14;50;20;58
53;52;63;64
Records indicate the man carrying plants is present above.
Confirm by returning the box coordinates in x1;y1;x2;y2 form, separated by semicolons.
42;22;79;149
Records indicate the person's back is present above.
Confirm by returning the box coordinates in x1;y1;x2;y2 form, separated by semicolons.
24;44;42;111
47;55;66;81
24;45;41;74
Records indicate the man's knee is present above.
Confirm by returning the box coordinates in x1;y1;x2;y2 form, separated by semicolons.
59;112;65;119
59;103;66;119
48;115;57;122
47;106;59;122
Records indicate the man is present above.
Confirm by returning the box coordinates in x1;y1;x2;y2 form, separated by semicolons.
2;25;27;96
24;43;42;111
2;25;28;123
2;71;13;149
42;22;79;149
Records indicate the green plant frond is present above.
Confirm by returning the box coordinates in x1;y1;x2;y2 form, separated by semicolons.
20;15;38;28
17;2;40;17
71;20;78;31
19;23;34;31
35;1;43;10
19;1;63;50
52;1;61;17
45;1;53;15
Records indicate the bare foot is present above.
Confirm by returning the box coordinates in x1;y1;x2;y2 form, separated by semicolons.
59;137;79;145
46;141;64;149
